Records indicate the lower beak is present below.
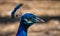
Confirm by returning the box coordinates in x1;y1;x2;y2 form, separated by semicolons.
35;17;45;23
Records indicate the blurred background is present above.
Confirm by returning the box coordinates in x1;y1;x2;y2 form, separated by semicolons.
0;0;60;36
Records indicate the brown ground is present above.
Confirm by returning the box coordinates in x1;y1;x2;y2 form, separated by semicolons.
0;0;60;36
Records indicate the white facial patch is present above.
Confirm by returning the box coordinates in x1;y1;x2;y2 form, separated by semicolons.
24;19;32;23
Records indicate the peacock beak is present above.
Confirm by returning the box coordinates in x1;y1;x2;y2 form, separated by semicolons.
35;17;45;23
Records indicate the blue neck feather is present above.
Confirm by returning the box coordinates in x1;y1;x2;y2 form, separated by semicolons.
16;20;29;36
16;13;35;36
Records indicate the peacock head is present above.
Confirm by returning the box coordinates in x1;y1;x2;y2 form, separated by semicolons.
11;3;44;27
21;13;45;26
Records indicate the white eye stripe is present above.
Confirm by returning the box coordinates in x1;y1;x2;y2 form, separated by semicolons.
24;19;28;22
24;19;32;23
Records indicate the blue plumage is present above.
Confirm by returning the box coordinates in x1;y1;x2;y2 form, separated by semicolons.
11;4;44;36
16;13;44;36
16;13;37;36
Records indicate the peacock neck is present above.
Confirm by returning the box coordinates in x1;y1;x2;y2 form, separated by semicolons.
16;20;29;36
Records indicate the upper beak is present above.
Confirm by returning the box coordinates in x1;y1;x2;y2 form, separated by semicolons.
35;17;45;23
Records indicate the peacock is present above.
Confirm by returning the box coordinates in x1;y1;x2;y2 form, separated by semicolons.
11;4;44;36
